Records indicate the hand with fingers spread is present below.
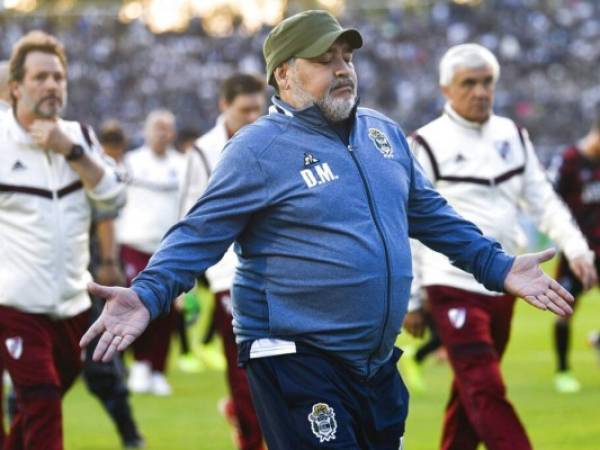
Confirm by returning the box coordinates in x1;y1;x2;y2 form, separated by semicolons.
568;255;598;291
80;282;150;362
504;248;575;317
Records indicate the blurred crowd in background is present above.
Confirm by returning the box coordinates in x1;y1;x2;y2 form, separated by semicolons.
0;0;598;160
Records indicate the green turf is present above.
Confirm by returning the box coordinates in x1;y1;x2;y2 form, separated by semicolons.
64;289;600;449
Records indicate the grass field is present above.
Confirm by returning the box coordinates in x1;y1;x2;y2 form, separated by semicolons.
64;284;600;449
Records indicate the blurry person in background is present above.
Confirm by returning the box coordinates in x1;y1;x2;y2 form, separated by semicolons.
0;60;10;113
81;120;145;449
117;109;187;397
98;119;128;169
0;31;125;450
406;43;596;450
175;127;199;153
551;108;600;392
191;73;267;450
0;57;11;450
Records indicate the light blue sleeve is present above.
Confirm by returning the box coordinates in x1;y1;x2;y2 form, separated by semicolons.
132;141;269;319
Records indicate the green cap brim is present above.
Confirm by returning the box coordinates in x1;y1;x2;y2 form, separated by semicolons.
295;28;363;59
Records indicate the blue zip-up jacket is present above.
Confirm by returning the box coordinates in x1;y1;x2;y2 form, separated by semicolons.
133;97;514;378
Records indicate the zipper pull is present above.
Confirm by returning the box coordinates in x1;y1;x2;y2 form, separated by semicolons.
347;145;354;152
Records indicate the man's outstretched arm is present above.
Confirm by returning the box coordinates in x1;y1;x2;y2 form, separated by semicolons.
80;138;269;361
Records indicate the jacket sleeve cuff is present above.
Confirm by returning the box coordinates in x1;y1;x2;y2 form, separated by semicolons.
484;253;515;293
87;169;124;201
563;242;595;264
132;284;167;321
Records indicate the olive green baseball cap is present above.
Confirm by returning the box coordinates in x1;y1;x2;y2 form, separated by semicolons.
263;10;363;86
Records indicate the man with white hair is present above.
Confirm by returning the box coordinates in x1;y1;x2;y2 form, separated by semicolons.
117;109;187;396
405;43;596;450
83;13;577;449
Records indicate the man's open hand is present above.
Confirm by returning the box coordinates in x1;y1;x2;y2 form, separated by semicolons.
80;282;150;362
504;248;574;316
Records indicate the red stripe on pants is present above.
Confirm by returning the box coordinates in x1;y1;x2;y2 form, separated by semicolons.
213;291;264;450
0;306;89;450
427;285;532;450
121;244;177;373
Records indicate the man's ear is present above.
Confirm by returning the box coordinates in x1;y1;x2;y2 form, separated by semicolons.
274;63;290;92
440;84;450;99
218;97;228;113
10;80;20;103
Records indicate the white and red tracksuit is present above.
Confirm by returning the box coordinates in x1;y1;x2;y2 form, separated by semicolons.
0;112;125;450
409;104;592;450
117;145;189;373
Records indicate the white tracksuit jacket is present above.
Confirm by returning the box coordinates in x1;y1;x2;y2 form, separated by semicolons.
408;104;592;307
0;112;125;318
116;145;190;255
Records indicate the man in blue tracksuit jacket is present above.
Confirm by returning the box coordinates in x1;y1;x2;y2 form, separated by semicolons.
82;10;574;450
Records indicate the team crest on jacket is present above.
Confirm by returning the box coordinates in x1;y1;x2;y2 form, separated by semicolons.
308;403;337;443
494;140;511;160
5;337;23;360
368;128;394;159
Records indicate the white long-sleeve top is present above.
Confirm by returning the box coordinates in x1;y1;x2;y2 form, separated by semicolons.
188;114;238;293
0;113;125;317
408;105;592;304
117;145;188;254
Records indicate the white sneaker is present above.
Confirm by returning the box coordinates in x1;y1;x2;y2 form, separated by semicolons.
150;372;172;396
128;361;152;394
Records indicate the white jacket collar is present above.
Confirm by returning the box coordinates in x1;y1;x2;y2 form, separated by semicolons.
214;114;231;140
6;111;35;146
444;103;492;131
0;100;11;114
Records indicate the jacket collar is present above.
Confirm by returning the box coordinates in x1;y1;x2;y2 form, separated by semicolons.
0;100;11;114
6;110;35;147
444;103;492;131
214;114;231;140
269;95;359;130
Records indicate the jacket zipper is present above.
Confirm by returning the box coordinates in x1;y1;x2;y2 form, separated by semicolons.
45;151;65;311
346;143;392;379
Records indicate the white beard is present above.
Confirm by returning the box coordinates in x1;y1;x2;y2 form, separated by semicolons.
315;92;355;123
288;72;357;123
